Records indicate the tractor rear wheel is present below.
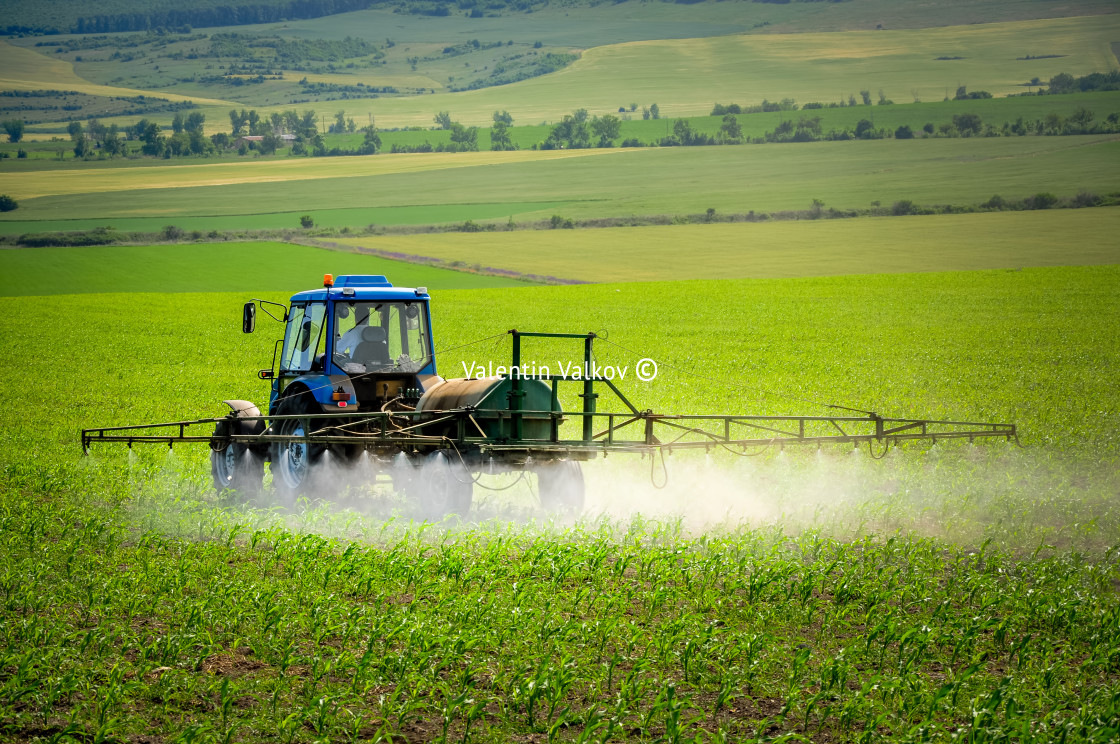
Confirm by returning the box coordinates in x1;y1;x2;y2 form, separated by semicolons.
270;394;337;502
416;451;473;521
537;460;585;514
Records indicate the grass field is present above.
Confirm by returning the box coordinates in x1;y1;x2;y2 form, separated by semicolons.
0;202;567;236
4;136;1117;227
328;208;1120;282
0;241;529;296
1;266;1119;740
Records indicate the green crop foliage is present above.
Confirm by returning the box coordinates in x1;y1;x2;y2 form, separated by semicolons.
1;267;1120;741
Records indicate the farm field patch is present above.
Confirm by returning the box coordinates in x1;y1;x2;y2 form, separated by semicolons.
0;147;617;201
0;39;236;106
3;136;1117;226
0;241;529;296
0;201;565;236
331;208;1120;282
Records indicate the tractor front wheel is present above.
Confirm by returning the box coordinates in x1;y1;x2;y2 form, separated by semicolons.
270;394;336;502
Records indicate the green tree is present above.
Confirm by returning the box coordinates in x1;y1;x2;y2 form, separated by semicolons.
185;112;205;134
299;110;318;139
229;109;248;136
490;120;514;151
493;110;514;126
358;125;381;155
300;215;314;228
167;131;190;156
283;110;301;134
719;114;742;142
434;111;453;130
171;112;185;134
73;135;91;158
649;103;660;120
259;132;281;154
331;110;347;134
860;90;872;105
855;119;875;139
67;121;83;141
86;118;106;143
1;119;23;143
591;114;621;147
449;122;478;151
544;111;591;149
1047;72;1075;94
894;124;914;139
952;113;982;136
0;194;17;212
103;124;125;157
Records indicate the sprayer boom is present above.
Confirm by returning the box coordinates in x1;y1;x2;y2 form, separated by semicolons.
80;290;1018;516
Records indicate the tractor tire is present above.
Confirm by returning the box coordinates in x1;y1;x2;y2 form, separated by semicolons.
537;460;585;514
416;451;473;521
210;405;265;497
269;393;339;503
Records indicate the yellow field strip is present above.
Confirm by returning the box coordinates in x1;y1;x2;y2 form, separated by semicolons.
0;148;627;200
330;208;1120;282
0;40;235;106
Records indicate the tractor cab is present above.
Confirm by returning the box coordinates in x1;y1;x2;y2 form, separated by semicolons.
245;275;439;415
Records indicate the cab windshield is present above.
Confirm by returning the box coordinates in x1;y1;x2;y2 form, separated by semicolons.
332;301;431;374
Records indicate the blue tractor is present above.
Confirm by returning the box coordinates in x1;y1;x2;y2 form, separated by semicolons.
212;274;584;517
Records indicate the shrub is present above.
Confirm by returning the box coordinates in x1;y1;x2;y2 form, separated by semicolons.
891;199;918;216
982;195;1007;210
0;194;17;212
1071;191;1101;208
17;227;123;247
894;125;914;139
300;215;314;228
162;224;185;240
1025;192;1058;210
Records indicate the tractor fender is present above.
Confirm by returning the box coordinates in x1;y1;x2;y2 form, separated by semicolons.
211;399;266;453
221;400;265;434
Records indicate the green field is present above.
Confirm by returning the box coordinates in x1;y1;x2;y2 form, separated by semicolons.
0;241;531;296
2;266;1119;740
327;208;1120;282
4;136;1117;228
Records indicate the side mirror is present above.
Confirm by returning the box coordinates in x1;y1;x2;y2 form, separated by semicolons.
242;302;256;333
